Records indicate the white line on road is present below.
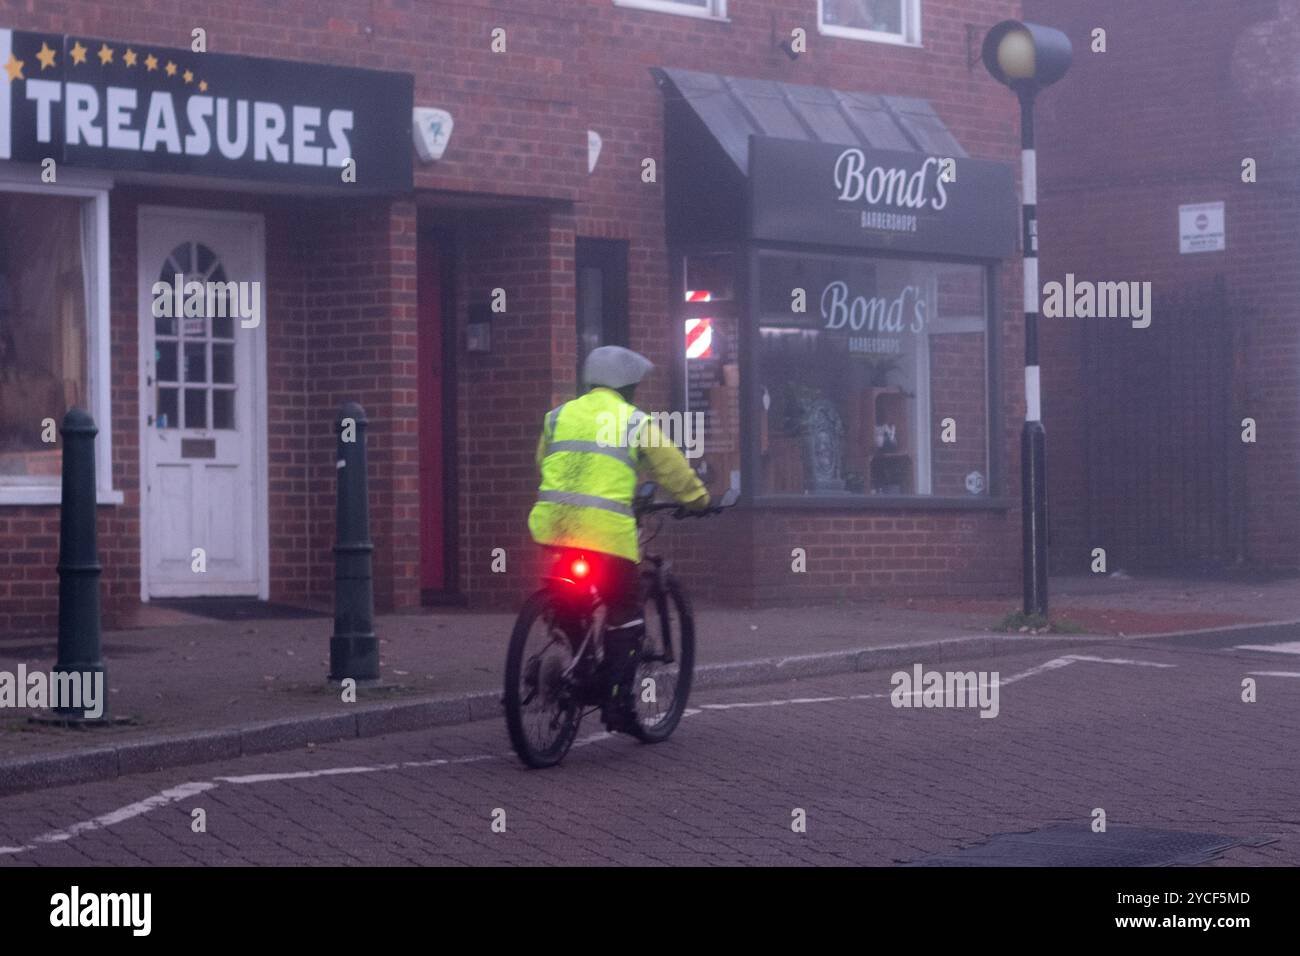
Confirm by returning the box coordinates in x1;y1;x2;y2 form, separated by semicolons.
1247;671;1300;678
0;653;1178;855
0;780;215;855
696;655;1175;710
1236;641;1300;655
215;764;402;784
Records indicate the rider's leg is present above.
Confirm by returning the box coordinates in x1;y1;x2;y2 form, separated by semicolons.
599;556;644;730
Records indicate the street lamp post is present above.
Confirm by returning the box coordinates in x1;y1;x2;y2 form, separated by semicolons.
982;20;1071;618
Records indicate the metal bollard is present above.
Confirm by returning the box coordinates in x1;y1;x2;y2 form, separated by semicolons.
329;402;379;682
53;408;105;719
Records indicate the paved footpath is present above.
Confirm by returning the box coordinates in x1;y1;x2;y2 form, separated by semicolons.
4;572;1295;772
1;630;1296;866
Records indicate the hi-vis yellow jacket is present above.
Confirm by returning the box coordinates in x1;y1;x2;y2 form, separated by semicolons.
528;387;710;562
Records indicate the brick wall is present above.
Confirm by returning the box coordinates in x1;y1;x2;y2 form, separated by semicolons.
0;0;1034;630
1027;0;1300;571
451;205;577;607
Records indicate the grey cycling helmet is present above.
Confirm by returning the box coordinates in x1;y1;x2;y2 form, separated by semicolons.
583;345;654;389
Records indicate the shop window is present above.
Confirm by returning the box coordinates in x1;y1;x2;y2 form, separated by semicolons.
818;0;921;46
576;238;629;386
680;252;739;496
0;193;88;493
756;251;987;499
614;0;726;21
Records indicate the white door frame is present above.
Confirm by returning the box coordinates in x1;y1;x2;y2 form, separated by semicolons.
136;205;270;601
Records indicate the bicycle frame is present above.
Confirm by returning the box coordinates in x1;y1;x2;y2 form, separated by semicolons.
537;509;670;683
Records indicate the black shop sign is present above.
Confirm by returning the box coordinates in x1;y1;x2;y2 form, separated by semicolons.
0;27;412;189
748;136;1016;259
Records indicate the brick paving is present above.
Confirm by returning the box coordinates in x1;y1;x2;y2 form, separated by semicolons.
1;634;1296;866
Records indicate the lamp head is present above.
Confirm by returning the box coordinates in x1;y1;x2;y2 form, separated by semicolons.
982;19;1072;92
996;28;1036;80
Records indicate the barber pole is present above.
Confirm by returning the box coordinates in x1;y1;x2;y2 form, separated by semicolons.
685;317;713;359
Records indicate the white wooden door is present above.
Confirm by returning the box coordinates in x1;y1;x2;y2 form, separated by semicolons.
138;208;267;598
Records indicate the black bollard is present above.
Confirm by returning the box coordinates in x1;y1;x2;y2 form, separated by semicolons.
329;402;379;682
53;408;105;719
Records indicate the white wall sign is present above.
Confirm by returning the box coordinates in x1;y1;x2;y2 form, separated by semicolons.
412;107;454;163
1179;201;1225;254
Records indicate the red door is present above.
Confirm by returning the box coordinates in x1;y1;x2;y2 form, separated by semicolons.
418;237;446;592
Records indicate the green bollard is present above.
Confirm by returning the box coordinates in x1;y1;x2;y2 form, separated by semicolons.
53;408;105;720
329;402;379;682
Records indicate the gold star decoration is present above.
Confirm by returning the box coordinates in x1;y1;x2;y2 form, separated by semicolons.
198;79;208;92
123;48;137;67
97;43;114;66
144;53;158;71
2;53;24;82
164;60;177;77
183;69;193;84
70;41;87;65
35;42;56;70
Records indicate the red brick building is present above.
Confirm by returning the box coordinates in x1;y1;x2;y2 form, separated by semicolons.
1027;0;1300;574
0;0;1038;635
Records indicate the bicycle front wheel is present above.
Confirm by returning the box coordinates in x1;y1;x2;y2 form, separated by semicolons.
630;573;695;743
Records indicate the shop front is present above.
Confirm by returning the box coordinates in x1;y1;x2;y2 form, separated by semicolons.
654;69;1025;602
0;24;415;631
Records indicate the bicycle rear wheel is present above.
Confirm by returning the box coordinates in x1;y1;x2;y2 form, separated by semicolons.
504;589;582;767
629;574;695;743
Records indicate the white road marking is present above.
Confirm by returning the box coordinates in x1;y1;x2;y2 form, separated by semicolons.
1247;671;1300;678
697;655;1175;710
1059;654;1175;668
0;652;1178;855
215;764;402;784
1236;641;1300;655
0;781;215;855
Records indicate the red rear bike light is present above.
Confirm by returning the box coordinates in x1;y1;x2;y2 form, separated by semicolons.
571;557;590;579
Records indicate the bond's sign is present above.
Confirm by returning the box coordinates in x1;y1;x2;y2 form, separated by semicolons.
749;136;1017;258
0;27;412;189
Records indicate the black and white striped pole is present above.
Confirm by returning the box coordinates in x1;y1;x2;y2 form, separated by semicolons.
982;20;1071;618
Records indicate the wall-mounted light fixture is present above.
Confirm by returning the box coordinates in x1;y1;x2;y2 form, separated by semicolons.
466;303;492;353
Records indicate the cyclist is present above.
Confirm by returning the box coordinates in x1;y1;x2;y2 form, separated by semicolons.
527;345;710;732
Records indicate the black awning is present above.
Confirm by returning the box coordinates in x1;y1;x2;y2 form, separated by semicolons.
653;67;968;176
653;67;1015;258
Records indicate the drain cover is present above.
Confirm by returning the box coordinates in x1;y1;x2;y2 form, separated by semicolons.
906;824;1261;867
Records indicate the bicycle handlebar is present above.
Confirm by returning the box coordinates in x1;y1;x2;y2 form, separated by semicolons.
636;499;735;520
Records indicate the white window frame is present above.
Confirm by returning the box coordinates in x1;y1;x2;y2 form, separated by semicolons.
613;0;728;22
0;165;120;506
817;0;922;47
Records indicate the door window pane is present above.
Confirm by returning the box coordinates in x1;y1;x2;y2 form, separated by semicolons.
212;390;235;430
158;388;179;429
157;342;178;382
212;344;234;384
184;343;207;383
184;388;207;429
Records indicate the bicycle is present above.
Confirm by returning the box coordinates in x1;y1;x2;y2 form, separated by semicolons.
504;482;738;768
